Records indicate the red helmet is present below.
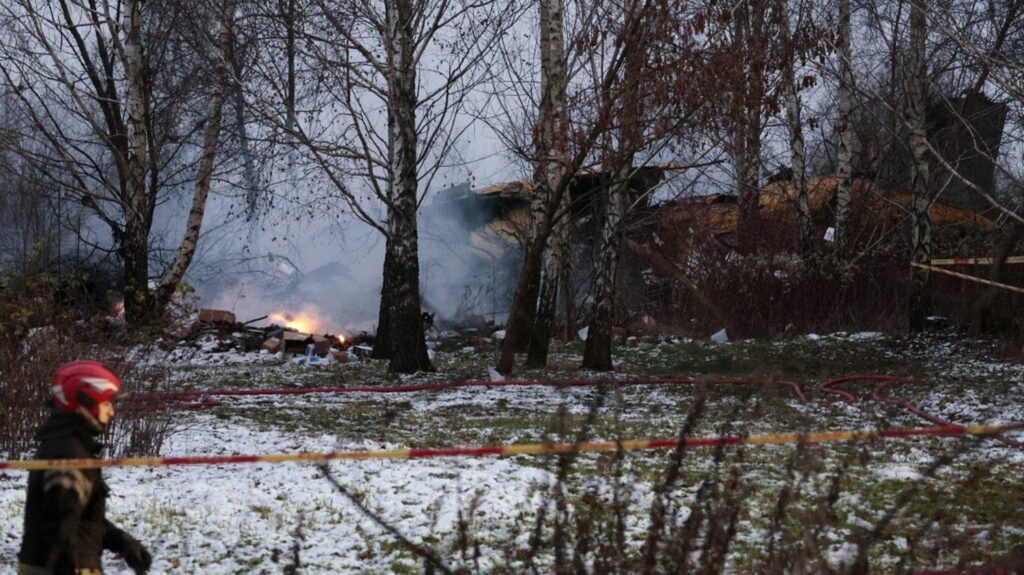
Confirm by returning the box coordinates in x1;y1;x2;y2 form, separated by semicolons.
51;360;121;417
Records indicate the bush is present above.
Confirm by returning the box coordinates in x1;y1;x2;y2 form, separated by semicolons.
0;328;175;459
330;393;1023;573
0;271;173;459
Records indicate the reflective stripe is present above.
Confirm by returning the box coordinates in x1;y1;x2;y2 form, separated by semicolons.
42;469;93;505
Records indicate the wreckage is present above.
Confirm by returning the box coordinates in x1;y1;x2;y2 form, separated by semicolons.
188;308;368;364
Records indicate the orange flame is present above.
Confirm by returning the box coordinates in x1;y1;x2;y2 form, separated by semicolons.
269;311;320;334
336;334;346;345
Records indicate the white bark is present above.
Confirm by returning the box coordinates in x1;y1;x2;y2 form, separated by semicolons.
528;0;569;254
781;0;811;256
525;0;571;367
732;1;764;252
158;0;237;305
908;0;932;329
384;0;432;373
121;0;153;320
583;0;644;371
786;85;811;255
835;0;854;256
124;0;147;222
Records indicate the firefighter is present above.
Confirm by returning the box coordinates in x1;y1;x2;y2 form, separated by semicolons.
18;360;152;575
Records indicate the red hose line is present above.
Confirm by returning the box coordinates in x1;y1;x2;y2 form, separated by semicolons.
872;380;1023;448
123;377;808;406
819;374;912;404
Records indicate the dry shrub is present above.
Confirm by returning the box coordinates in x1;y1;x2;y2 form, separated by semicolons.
0;332;53;459
0;329;176;459
1;272;174;459
480;401;1021;573
637;224;1018;338
648;237;910;337
335;393;1022;574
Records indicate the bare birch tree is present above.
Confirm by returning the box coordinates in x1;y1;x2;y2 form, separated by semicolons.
907;0;932;330
524;0;571;368
496;0;655;375
834;0;855;256
156;0;238;307
0;0;237;325
780;0;814;256
248;0;522;372
581;0;648;371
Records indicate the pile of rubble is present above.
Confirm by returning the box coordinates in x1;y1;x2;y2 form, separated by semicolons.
178;308;374;365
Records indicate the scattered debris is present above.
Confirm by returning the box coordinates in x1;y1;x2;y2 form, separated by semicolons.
262;337;282;353
198;308;236;325
350;345;374;359
711;328;729;344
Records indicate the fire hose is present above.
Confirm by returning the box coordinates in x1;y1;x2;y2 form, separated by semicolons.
120;376;809;410
122;375;1022;448
1;423;1018;471
818;375;1023;447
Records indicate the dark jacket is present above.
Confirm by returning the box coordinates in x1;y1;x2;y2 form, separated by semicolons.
18;412;134;574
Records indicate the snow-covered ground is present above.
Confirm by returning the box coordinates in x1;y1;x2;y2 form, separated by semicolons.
2;331;1022;573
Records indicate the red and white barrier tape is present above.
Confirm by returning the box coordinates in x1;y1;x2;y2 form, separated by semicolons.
2;423;1019;471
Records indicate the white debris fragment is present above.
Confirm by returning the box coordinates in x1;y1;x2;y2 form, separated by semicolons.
847;331;884;341
711;328;729;343
488;366;505;382
578;326;589;340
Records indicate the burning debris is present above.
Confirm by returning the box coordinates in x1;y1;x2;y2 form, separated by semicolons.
182;307;363;364
175;303;520;367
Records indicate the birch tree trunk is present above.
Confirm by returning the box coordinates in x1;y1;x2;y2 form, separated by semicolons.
156;0;236;311
781;0;811;256
383;0;433;373
834;0;854;257
526;0;572;367
582;0;644;371
733;2;764;253
582;171;629;370
525;0;571;368
121;0;154;326
371;242;395;359
231;29;261;220
907;0;932;331
506;172;548;353
527;195;570;367
498;228;550;373
735;120;763;253
497;0;643;375
786;85;812;255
